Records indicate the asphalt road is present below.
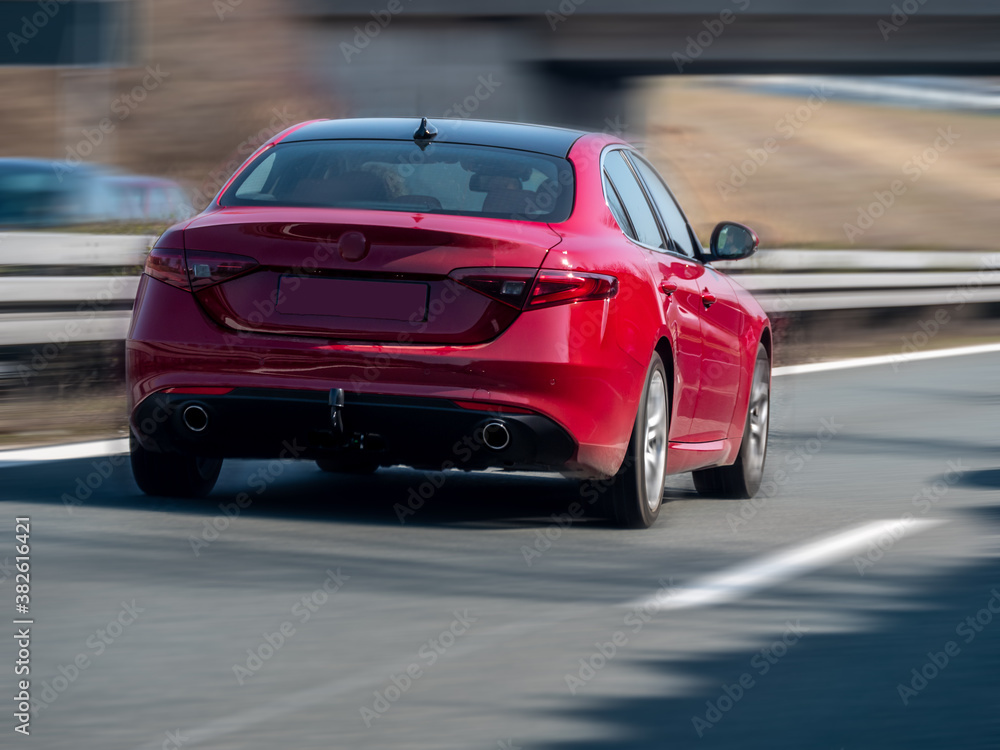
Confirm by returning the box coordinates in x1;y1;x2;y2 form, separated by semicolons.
2;350;999;750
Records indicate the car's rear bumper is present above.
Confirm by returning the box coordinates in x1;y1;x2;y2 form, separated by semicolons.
127;276;646;476
131;387;576;471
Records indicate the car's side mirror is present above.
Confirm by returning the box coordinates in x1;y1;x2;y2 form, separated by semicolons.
708;222;759;262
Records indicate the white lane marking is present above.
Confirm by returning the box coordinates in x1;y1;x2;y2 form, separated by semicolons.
133;518;943;748
773;342;1000;377
630;518;944;613
0;438;128;468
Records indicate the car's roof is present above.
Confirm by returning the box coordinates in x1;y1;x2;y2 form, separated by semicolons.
0;157;64;172
281;118;588;158
0;157;105;176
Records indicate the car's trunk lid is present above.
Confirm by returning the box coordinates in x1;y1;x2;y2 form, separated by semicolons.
182;207;561;344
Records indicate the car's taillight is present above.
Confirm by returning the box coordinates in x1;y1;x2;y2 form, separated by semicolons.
186;250;259;291
450;268;618;310
144;248;259;292
450;268;537;309
527;270;618;309
144;248;188;290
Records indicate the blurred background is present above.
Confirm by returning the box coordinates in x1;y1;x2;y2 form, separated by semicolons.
1;0;998;448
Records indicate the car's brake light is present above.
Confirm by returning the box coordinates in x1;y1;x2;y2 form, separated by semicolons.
527;270;618;309
144;248;259;292
450;268;618;310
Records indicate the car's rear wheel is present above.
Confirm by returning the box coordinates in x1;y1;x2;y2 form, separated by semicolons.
316;457;379;475
130;431;222;498
608;352;669;529
693;343;770;499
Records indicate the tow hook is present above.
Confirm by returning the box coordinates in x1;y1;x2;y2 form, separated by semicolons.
329;388;345;434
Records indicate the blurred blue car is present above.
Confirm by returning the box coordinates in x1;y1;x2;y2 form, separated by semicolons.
0;158;193;227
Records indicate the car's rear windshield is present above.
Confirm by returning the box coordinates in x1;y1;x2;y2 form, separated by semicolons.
219;140;575;222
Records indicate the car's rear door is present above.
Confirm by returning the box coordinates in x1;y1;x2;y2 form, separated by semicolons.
626;153;745;443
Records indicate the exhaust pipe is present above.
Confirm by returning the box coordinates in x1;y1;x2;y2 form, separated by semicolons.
182;404;209;433
482;421;511;451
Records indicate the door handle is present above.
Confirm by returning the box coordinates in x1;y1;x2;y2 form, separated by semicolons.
701;292;717;309
659;282;677;297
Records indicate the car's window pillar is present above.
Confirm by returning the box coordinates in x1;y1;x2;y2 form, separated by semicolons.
623;151;700;261
601;149;668;250
602;169;637;240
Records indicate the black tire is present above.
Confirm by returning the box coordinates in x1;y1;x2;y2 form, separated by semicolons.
693;343;770;499
608;352;670;529
130;431;222;498
316;457;379;475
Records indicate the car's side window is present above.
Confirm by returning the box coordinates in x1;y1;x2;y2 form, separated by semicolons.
602;171;635;239
627;154;697;259
602;150;664;249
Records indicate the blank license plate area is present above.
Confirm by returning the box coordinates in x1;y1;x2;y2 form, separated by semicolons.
277;276;428;321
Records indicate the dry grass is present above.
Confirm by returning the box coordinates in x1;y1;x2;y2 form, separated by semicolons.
0;392;126;450
644;79;1000;251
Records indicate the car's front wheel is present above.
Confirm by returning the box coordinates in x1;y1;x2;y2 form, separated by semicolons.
130;432;222;498
693;342;770;499
608;352;669;529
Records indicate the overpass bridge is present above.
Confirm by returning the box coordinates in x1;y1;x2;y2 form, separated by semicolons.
294;0;1000;129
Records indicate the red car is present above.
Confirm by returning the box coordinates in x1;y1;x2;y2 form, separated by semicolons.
127;117;770;528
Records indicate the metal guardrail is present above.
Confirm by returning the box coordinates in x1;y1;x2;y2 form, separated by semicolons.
2;277;141;304
716;250;1000;312
0;232;151;267
0;234;997;346
0;234;150;347
0;312;134;347
735;272;1000;312
713;249;994;273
